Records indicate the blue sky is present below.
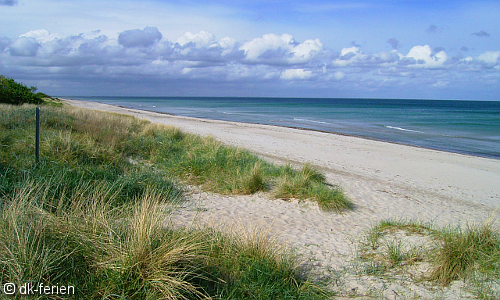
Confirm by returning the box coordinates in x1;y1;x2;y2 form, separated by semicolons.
1;0;499;100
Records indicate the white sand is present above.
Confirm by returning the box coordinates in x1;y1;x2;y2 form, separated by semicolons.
64;99;500;298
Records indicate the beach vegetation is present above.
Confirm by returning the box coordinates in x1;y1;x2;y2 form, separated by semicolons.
0;75;45;105
0;104;331;299
384;239;407;267
272;163;351;211
358;219;500;299
0;104;350;212
430;221;500;286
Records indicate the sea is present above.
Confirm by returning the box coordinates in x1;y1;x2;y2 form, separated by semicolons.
70;97;500;160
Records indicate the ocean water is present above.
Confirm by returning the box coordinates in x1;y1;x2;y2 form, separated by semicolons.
71;97;500;159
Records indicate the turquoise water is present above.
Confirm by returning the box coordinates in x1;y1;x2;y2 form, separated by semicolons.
71;97;500;159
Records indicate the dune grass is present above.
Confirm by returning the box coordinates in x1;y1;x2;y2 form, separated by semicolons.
430;221;500;286
359;219;500;298
0;104;332;299
1;181;326;299
0;104;350;211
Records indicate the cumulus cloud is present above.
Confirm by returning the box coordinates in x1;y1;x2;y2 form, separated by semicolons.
477;51;500;65
240;33;323;64
9;37;41;56
2;27;499;99
240;33;293;62
289;38;323;63
0;0;17;6
216;36;237;55
176;30;215;48
118;27;162;48
333;46;367;67
20;29;51;40
405;45;447;68
472;30;490;37
280;69;312;80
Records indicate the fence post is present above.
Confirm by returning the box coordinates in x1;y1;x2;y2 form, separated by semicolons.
36;107;40;163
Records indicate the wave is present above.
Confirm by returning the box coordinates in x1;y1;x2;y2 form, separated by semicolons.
384;125;426;134
293;118;333;125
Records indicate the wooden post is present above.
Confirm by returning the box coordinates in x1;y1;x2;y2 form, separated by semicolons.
36;107;40;163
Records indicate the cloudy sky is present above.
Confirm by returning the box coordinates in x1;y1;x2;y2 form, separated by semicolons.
1;0;499;100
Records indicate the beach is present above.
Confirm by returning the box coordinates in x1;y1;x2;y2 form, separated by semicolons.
64;99;500;298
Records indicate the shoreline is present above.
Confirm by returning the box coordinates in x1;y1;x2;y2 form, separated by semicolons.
69;98;499;161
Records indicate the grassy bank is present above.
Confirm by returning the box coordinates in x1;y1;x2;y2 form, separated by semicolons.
0;104;350;211
0;104;338;299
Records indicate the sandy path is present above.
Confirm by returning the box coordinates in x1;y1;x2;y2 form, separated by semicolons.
64;99;500;298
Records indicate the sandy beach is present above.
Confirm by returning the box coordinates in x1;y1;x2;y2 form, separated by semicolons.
64;99;500;299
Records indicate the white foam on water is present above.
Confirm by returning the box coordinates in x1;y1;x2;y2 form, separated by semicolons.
294;118;333;125
384;125;426;134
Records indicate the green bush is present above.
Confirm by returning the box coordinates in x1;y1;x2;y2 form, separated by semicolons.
0;75;44;105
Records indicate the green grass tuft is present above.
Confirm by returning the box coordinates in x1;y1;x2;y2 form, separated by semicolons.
273;164;351;211
360;219;500;298
431;222;500;286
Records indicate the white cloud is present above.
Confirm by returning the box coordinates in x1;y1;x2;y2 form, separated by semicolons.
289;38;323;63
176;30;216;48
340;46;359;56
2;27;499;100
240;33;294;61
477;51;500;65
405;45;447;68
215;36;237;55
280;69;312;80
333;46;367;67
216;36;236;49
240;33;323;64
20;29;50;40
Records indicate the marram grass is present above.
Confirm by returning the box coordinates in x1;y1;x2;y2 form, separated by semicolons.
430;221;500;286
0;104;351;211
0;104;330;299
359;219;500;299
0;180;327;299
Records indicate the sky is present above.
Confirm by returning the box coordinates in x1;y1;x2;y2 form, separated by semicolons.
1;0;499;100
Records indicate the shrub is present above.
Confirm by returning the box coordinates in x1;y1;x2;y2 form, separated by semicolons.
0;75;44;105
